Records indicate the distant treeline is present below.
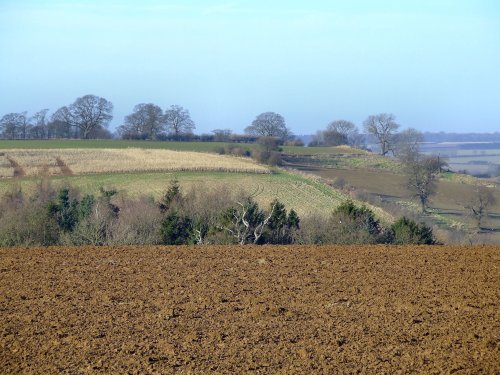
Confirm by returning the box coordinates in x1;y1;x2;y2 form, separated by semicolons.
422;132;500;143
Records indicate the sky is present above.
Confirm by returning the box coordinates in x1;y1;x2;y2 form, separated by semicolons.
0;0;499;135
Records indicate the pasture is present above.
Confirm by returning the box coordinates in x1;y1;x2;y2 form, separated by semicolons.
0;139;238;152
290;161;500;241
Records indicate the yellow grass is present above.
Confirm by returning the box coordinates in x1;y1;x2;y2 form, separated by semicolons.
0;149;270;177
0;154;14;178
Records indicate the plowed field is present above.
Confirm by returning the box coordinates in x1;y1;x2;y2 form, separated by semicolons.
1;246;498;374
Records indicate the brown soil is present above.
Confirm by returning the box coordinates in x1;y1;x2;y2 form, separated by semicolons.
1;245;498;374
6;157;25;177
55;157;73;176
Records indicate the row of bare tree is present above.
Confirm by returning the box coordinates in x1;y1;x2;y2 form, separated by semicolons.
0;95;114;140
0;95;198;140
310;113;421;154
1;93;299;141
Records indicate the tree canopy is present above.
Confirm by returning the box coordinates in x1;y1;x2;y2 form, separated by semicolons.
245;112;291;140
164;105;196;138
53;94;113;139
363;113;400;155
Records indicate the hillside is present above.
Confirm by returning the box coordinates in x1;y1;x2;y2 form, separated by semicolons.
281;145;500;243
0;140;498;243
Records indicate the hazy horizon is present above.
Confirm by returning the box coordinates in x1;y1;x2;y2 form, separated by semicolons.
1;1;499;135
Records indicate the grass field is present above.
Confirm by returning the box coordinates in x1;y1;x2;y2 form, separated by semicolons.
282;145;369;155
0;170;350;218
0;139;368;156
0;139;236;152
292;163;500;241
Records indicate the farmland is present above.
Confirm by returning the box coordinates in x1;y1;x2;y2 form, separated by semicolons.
283;149;500;242
0;140;498;241
0;142;373;220
0;139;244;152
420;142;500;177
0;148;269;178
0;170;348;219
1;245;498;373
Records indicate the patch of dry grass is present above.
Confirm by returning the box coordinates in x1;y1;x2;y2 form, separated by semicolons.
0;154;14;178
0;149;270;177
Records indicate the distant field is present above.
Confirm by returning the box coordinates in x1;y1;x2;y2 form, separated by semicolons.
1;141;497;239
421;143;500;176
0;170;348;218
283;152;403;173
293;164;500;239
0;148;268;178
0;139;252;153
0;139;366;157
282;145;369;156
0;144;369;219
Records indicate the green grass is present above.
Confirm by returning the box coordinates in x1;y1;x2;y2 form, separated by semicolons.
317;155;403;172
282;145;368;155
0;140;371;158
0;170;345;218
0;139;255;153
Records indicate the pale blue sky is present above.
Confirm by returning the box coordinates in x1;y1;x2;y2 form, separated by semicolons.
1;0;499;134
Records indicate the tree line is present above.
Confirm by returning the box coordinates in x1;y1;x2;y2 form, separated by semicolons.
0;94;291;141
0;94;428;150
0;179;435;247
0;95;194;141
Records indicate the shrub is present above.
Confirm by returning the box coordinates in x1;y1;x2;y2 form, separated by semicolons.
263;200;300;244
0;184;59;246
295;214;332;244
329;200;384;244
108;198;162;245
49;188;80;232
182;184;243;244
390;217;435;245
252;150;282;166
159;178;183;212
60;189;118;246
160;211;193;245
0;201;59;246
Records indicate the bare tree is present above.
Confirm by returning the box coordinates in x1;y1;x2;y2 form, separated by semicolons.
212;129;232;142
0;112;28;139
394;128;424;162
406;155;441;212
327;120;362;146
47;118;72;139
245;112;291;140
325;130;347;146
465;186;496;230
120;103;165;140
29;109;50;139
220;198;277;245
163;105;195;139
363;113;400;155
53;94;113;139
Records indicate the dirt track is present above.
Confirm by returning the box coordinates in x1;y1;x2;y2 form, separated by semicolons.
1;245;498;374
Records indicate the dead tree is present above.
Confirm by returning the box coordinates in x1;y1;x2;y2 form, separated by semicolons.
221;199;277;244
